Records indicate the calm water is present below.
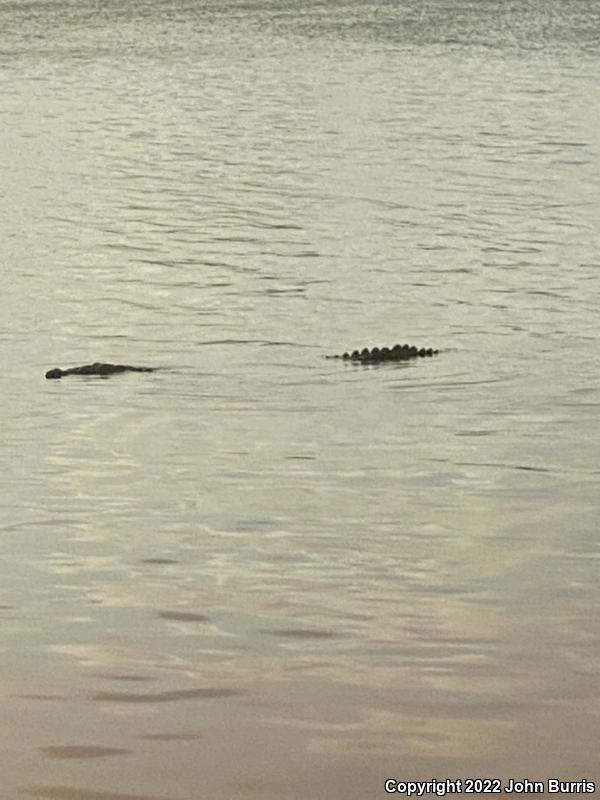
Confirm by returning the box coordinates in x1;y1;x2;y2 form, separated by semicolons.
1;0;600;797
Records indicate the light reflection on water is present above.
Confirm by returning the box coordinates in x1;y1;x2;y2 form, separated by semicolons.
1;0;600;797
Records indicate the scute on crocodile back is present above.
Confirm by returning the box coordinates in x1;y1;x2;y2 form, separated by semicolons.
327;343;439;363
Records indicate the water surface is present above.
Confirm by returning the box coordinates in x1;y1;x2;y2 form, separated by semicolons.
1;0;599;797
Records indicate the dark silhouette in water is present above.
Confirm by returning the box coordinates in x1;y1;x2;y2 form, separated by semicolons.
326;344;439;363
45;363;156;379
45;345;439;378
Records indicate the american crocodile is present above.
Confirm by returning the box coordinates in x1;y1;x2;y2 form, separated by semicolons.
326;344;439;363
45;363;156;379
45;345;439;378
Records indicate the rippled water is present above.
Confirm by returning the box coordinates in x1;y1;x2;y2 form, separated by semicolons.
1;0;600;797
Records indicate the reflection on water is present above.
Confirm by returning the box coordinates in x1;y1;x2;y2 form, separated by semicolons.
41;747;132;760
1;0;600;797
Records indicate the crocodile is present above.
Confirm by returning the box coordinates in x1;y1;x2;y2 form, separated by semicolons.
45;345;439;378
326;344;439;363
45;363;156;379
